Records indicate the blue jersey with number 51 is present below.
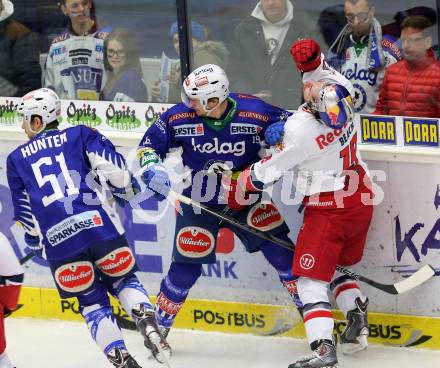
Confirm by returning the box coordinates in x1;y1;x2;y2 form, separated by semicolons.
6;125;129;261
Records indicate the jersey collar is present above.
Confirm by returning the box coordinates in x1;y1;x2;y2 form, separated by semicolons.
201;97;237;132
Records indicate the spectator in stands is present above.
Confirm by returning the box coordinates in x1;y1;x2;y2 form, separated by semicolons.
44;0;109;100
327;0;402;113
374;16;440;118
0;0;41;97
228;0;323;109
318;4;346;48
151;20;228;103
9;0;69;52
101;28;148;102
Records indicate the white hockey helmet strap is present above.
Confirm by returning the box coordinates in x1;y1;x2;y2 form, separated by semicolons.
17;88;61;134
181;64;229;115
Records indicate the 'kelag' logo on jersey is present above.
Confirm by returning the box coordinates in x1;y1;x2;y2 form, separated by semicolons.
192;138;245;156
360;115;396;144
404;118;439;147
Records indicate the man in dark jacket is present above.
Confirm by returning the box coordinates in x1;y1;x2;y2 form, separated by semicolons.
228;0;323;110
0;0;41;97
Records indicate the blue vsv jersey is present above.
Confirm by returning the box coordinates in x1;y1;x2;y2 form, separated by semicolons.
7;126;129;261
139;93;291;206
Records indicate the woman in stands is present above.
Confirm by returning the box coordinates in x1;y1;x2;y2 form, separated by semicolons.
101;28;149;102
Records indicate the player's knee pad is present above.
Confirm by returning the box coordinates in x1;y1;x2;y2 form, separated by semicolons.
297;277;329;306
80;302;127;356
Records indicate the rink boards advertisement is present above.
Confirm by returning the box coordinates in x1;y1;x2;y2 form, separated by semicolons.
1;99;440;349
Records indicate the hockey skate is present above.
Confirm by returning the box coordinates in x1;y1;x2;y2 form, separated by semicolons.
106;347;142;368
340;297;369;354
132;304;172;364
288;340;338;368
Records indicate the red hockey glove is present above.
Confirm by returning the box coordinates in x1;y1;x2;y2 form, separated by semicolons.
290;39;321;72
221;171;247;211
238;165;264;193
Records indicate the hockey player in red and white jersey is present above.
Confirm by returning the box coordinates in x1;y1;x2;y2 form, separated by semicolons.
0;240;24;368
235;39;373;368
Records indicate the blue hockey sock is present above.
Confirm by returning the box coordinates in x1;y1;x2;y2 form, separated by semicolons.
155;262;202;329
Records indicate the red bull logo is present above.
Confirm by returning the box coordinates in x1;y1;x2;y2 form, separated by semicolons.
327;104;341;126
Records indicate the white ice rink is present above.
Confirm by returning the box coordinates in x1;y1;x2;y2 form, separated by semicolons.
4;318;440;368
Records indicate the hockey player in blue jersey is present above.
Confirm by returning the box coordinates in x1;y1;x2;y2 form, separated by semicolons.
6;88;170;367
137;64;304;338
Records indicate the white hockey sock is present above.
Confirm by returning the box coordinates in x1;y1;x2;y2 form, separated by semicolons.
331;276;365;316
113;275;154;317
297;277;334;345
82;304;127;356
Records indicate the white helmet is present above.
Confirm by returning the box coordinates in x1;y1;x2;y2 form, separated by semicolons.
181;64;229;115
17;88;61;134
312;84;354;129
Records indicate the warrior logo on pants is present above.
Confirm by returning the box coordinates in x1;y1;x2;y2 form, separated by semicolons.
299;254;315;270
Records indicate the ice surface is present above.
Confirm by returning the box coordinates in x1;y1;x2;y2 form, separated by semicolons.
5;318;440;368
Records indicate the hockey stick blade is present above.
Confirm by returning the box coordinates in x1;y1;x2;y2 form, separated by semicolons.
115;315;137;331
347;265;436;295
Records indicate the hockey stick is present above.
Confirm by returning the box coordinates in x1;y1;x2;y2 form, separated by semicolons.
168;190;436;295
2;252;34;318
19;251;35;265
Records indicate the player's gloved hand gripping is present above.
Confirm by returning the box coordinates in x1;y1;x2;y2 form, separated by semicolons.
138;147;171;201
237;165;266;193
142;165;171;202
290;39;321;72
110;175;141;207
24;233;43;259
221;171;247;211
264;120;286;146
